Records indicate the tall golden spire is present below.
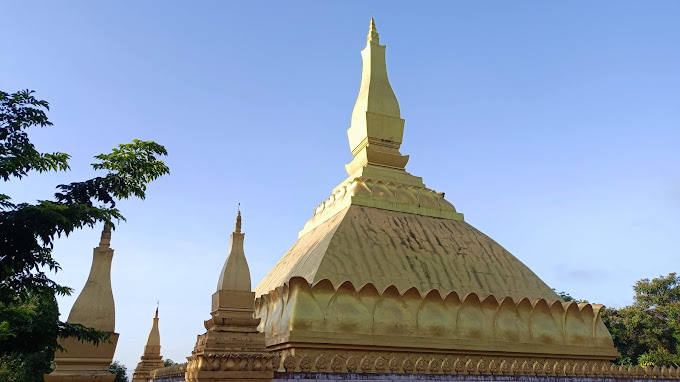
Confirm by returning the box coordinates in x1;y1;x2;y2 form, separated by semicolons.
368;17;379;43
144;307;161;354
216;209;251;292
235;205;242;234
46;224;120;382
345;18;424;187
131;308;164;382
67;223;115;331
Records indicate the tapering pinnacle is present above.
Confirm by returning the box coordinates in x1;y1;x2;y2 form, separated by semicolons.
368;17;379;43
345;17;419;184
99;223;112;248
235;210;242;234
217;207;251;293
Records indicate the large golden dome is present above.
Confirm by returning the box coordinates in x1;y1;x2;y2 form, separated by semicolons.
256;203;557;300
249;19;619;373
255;19;557;302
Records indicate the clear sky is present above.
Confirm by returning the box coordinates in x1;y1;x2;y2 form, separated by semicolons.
3;0;679;374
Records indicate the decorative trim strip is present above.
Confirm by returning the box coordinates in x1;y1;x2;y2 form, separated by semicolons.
300;178;463;237
185;353;279;372
149;362;187;378
279;353;680;378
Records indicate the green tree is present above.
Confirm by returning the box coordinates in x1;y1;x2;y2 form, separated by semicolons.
164;358;176;367
109;361;129;382
559;273;680;367
602;273;680;367
554;289;576;302
0;89;169;378
0;291;58;381
553;288;588;303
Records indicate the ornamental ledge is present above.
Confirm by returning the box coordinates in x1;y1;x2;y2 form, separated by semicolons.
276;353;680;378
299;177;463;237
149;362;187;378
255;277;618;359
185;353;280;372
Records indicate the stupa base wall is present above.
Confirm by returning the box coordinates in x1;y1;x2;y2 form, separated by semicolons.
44;333;119;382
149;371;680;382
255;277;619;366
271;373;677;382
185;370;274;382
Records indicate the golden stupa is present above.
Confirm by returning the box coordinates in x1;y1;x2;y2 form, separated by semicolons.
248;18;619;371
118;18;680;382
45;21;680;382
255;19;556;301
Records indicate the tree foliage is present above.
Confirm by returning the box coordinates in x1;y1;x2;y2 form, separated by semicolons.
164;358;175;367
602;273;680;367
0;89;169;376
0;291;58;381
0;90;69;181
109;361;129;382
559;273;679;367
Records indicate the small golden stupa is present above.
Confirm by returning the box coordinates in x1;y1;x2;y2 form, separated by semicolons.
132;308;164;382
45;225;119;382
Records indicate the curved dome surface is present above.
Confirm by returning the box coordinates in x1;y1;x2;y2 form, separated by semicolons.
255;205;558;301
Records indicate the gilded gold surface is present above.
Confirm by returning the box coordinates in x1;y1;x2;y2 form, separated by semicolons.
217;210;251;293
276;352;680;378
153;18;632;381
132;309;164;382
345;18;423;188
66;224;115;332
346;19;407;171
256;205;557;300
149;363;187;379
300;177;463;237
255;277;617;362
181;212;273;382
45;225;119;382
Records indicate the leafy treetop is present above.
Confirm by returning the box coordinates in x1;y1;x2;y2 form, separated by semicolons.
0;89;169;377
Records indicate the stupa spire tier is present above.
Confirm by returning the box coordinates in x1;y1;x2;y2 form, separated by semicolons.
187;211;275;381
235;207;242;233
132;308;164;382
289;18;463;237
345;18;424;187
98;223;112;248
215;210;251;294
368;17;379;43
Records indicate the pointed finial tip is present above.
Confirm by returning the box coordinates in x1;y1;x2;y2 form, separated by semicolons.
98;223;112;248
235;206;242;234
367;17;379;43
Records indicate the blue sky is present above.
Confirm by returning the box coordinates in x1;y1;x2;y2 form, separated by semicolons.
3;1;679;373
